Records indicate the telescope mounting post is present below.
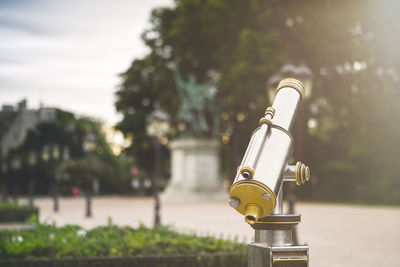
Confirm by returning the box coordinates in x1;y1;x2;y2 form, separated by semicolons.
248;177;309;267
228;78;311;267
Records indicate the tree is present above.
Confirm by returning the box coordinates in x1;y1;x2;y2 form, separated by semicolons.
4;109;118;208
116;0;285;178
117;0;400;204
116;54;176;171
56;156;112;217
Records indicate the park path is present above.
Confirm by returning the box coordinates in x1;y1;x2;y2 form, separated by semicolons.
33;196;400;267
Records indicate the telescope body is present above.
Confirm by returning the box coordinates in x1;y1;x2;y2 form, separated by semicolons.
229;78;306;224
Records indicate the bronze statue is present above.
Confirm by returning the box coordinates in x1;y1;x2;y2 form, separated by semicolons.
171;65;219;138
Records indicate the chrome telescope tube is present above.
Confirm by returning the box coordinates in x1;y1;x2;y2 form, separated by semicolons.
229;78;308;224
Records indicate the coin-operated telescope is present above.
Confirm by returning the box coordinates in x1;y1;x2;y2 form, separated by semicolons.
229;78;311;267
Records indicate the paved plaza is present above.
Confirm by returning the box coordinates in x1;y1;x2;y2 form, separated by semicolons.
31;196;400;267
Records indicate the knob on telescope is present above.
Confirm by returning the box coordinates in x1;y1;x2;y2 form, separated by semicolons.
294;161;310;185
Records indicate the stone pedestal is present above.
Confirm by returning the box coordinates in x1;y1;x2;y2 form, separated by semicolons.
162;138;226;201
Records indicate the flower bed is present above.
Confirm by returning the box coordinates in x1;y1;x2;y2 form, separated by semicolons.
0;253;247;267
0;220;247;267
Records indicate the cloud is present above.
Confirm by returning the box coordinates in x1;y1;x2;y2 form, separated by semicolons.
0;17;53;35
0;0;172;124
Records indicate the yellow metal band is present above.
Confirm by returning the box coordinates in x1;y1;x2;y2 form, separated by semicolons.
295;162;302;186
295;162;311;185
271;124;295;155
305;166;310;181
258;118;273;127
264;106;275;117
276;78;305;100
300;163;305;184
250;126;261;137
240;166;255;179
250;123;295;155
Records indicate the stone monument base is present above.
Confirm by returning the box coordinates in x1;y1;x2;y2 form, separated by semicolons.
162;138;227;202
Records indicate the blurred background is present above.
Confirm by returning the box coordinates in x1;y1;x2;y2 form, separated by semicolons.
2;0;400;204
1;0;400;266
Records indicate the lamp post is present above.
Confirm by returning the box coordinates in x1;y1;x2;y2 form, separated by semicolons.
41;145;51;208
267;62;313;244
27;151;37;207
51;144;61;212
146;108;170;227
83;133;96;218
1;162;7;201
10;156;21;204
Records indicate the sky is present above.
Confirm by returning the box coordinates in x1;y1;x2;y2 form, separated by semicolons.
0;0;172;126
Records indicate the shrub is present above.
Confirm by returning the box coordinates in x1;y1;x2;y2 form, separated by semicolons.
0;202;39;223
0;220;246;260
0;254;247;267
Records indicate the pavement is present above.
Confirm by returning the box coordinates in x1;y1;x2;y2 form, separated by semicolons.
29;196;400;267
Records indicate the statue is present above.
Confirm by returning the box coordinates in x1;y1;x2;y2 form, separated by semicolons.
171;65;219;138
163;64;224;202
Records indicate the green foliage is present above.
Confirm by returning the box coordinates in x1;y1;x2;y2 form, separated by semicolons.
0;221;246;260
0;254;247;267
56;157;110;187
115;54;173;171
116;0;285;179
3;109;120;195
117;0;400;204
0;202;38;223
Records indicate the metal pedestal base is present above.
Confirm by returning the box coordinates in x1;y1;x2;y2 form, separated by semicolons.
248;192;309;267
248;243;308;267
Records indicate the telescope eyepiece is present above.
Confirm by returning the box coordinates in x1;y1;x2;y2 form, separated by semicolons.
244;205;261;225
245;215;256;224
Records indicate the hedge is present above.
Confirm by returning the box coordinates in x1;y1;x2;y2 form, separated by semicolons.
0;254;247;267
0;202;39;223
0;219;247;267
